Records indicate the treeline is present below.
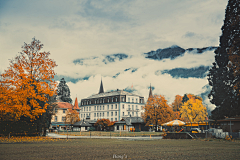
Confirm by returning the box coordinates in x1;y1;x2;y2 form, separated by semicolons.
143;93;208;131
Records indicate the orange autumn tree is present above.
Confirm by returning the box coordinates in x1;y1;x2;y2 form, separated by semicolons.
65;109;80;125
94;119;111;131
143;95;173;131
172;95;183;112
0;38;57;121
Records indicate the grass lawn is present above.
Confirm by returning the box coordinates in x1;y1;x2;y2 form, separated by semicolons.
0;137;240;159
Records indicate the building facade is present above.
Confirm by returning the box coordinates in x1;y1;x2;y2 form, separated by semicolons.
80;80;145;121
51;97;80;130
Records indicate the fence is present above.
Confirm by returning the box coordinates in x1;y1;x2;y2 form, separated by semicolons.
55;130;162;137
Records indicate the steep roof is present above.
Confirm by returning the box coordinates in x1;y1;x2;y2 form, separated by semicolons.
72;120;92;127
73;97;80;110
149;83;153;98
57;102;73;109
115;117;144;126
99;78;104;94
85;90;143;99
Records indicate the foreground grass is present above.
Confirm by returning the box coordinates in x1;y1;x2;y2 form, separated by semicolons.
0;138;240;159
58;131;163;137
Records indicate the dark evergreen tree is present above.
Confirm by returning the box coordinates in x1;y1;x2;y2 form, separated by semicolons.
57;78;72;103
182;94;189;104
208;0;240;119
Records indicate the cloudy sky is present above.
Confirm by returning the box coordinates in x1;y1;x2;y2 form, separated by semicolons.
0;0;228;109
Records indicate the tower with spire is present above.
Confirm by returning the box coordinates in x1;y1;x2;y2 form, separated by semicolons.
99;78;104;94
148;83;153;99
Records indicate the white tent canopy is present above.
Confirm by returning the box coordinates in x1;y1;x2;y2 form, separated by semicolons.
162;119;185;126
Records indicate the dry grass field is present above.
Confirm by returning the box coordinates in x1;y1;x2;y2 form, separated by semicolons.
0;137;240;160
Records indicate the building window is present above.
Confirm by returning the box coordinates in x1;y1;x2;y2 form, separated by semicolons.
122;112;124;116
128;98;130;102
111;112;113;116
100;113;101;117
103;112;104;117
97;106;99;110
108;98;109;102
112;98;113;102
115;118;117;121
122;104;124;109
107;112;109;116
87;107;88;111
89;113;91;117
63;109;65;113
55;116;57;122
111;118;113;121
132;112;134;116
94;106;96;110
103;105;104;110
55;108;58;113
107;105;109;110
97;113;99;117
128;105;130;110
115;97;117;102
136;105;138;110
89;107;91;111
62;117;66;121
94;113;96;117
136;112;138;116
90;101;91;104
97;99;99;103
103;98;105;103
111;105;113;109
100;106;101;110
84;114;85;118
115;111;117;116
132;105;134;110
115;104;117;109
128;112;130;115
100;99;102;103
122;97;125;102
136;98;138;103
132;98;134;102
95;100;96;104
81;114;82;118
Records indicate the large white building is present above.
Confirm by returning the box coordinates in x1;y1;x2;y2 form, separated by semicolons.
80;80;145;121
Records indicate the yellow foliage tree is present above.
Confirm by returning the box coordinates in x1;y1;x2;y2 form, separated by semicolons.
0;38;57;121
180;98;208;122
172;95;183;111
65;109;80;125
143;95;173;131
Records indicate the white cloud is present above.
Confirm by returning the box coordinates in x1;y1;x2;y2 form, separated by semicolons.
65;49;216;111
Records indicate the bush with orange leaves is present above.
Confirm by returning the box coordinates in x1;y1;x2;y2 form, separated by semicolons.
65;109;80;125
94;119;114;131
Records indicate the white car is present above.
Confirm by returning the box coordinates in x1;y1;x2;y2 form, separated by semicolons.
190;128;201;133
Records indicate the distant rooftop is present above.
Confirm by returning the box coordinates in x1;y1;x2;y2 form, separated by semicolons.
85;90;143;99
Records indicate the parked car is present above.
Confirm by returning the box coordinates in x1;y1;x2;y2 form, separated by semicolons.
190;128;201;133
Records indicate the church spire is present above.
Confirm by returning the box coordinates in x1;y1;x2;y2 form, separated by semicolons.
99;78;104;94
149;83;153;98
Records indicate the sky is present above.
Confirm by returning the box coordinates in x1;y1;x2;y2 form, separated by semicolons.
0;0;228;109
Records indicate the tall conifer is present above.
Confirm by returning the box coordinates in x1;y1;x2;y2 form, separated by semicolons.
208;0;240;119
